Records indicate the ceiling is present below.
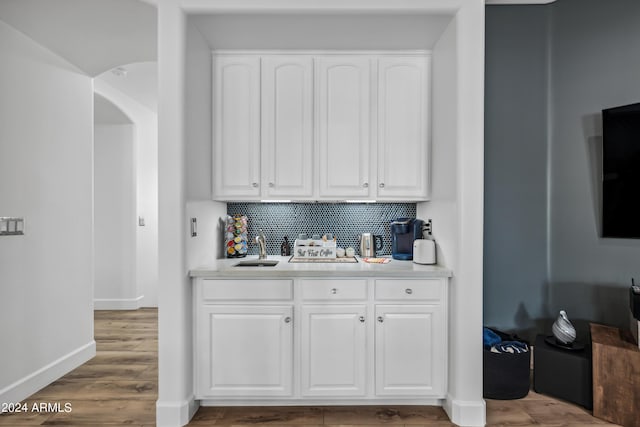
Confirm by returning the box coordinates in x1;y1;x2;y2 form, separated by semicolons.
0;0;156;77
96;62;158;112
0;1;556;74
94;93;134;125
190;13;454;50
0;1;547;112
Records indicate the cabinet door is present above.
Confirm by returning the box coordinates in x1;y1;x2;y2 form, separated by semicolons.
196;305;293;397
375;304;445;396
212;56;261;199
316;57;372;198
301;305;367;396
262;56;314;198
377;56;430;200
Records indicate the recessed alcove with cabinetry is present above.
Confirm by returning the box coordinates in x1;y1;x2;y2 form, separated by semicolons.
173;6;485;427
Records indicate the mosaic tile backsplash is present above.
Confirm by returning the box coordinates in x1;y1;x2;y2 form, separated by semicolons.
227;203;417;256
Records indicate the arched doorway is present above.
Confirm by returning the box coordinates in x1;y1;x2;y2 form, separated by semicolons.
93;93;139;308
93;62;159;309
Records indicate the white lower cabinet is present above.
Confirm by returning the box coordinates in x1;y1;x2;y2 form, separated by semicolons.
195;277;447;402
375;304;445;396
196;304;293;397
301;305;367;396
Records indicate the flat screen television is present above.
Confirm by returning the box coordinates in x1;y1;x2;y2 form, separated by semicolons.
602;102;640;238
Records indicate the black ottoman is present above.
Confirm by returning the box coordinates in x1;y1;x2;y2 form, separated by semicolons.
533;334;592;409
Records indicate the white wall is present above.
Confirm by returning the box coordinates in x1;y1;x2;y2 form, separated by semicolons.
446;4;486;424
186;20;212;201
186;19;227;269
156;4;197;426
191;13;452;50
94;124;138;308
422;9;486;426
421;16;458;270
0;19;95;402
94;78;159;308
156;16;227;426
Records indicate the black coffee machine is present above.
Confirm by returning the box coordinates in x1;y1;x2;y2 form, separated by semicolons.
390;218;424;260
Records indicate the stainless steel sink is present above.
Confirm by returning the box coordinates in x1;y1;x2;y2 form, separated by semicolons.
233;259;279;267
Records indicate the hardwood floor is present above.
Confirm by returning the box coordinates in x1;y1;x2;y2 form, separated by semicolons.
0;309;619;426
0;309;157;426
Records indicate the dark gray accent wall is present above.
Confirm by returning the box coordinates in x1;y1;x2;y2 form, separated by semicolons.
485;0;640;339
484;5;551;337
549;0;640;330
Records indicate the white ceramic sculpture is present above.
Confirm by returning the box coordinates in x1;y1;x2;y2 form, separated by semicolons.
552;310;577;344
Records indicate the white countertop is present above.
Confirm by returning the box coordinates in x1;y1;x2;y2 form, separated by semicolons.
190;256;452;278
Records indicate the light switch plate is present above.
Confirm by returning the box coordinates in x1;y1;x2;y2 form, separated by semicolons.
190;218;197;237
0;217;25;236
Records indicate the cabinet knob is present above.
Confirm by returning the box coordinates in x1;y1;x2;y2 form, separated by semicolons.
252;182;259;188
362;182;369;188
377;316;384;323
284;316;292;323
405;288;413;295
359;316;365;323
331;288;338;294
379;183;385;188
268;182;275;188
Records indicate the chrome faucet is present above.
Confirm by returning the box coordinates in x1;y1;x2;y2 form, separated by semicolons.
255;229;267;259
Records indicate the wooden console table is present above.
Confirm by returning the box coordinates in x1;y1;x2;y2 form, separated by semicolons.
591;323;640;427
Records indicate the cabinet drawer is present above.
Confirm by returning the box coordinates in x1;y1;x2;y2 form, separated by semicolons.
375;279;442;301
201;279;293;301
301;279;367;301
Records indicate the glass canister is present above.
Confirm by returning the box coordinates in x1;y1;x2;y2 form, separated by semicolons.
225;214;248;258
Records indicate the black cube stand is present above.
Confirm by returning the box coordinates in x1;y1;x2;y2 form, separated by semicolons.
533;334;592;409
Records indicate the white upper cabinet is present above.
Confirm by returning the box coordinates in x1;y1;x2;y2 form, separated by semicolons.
212;52;430;201
377;56;430;200
212;56;261;199
262;56;314;198
316;57;372;198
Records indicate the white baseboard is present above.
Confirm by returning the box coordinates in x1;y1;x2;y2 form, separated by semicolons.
0;340;96;404
200;398;442;406
94;295;144;310
444;395;486;427
140;294;158;308
156;395;199;427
